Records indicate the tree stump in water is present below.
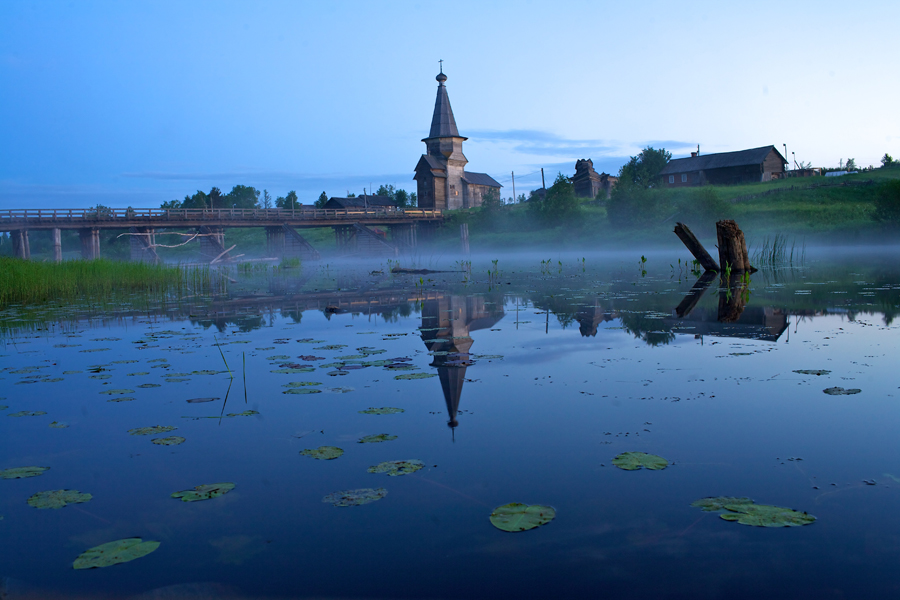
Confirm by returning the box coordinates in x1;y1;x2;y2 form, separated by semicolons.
718;272;749;323
674;223;719;272
715;220;756;273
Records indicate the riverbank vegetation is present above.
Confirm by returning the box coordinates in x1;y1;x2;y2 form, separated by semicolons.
0;258;225;306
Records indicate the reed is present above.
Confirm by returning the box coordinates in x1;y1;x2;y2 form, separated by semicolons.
0;258;225;306
750;234;806;267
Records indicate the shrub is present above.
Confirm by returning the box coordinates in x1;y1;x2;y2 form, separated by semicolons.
872;180;900;225
606;185;674;228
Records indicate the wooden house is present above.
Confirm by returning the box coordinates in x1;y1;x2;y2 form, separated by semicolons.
324;196;396;210
658;146;787;187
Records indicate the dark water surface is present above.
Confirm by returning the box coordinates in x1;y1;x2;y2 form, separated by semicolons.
2;250;900;599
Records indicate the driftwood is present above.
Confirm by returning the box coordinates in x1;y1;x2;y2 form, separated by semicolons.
716;220;756;273
674;271;718;318
673;223;719;272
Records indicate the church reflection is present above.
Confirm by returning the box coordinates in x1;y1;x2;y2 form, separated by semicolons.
419;296;504;434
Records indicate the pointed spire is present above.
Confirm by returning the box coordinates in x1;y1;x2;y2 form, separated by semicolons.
428;67;460;139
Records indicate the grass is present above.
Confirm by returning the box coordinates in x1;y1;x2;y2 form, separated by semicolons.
0;258;225;306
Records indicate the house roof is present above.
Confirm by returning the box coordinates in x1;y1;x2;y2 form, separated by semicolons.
461;171;502;187
426;74;463;139
325;196;395;209
658;146;786;175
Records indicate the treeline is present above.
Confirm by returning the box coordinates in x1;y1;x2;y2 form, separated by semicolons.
161;185;417;210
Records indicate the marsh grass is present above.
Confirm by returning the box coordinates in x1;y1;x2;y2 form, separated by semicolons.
751;234;806;267
0;258;225;306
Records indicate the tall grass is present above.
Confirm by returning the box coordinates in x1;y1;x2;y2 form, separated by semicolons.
751;234;806;267
0;258;225;306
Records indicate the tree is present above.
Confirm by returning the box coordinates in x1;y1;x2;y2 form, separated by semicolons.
375;184;413;208
277;190;300;209
208;187;223;209
160;199;182;209
528;173;580;224
882;153;895;168
225;185;261;209
845;158;858;171
617;146;672;189
410;192;417;207
315;191;328;208
181;190;209;209
480;187;502;212
262;189;273;209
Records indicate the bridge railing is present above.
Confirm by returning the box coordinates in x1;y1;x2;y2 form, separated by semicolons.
0;207;443;224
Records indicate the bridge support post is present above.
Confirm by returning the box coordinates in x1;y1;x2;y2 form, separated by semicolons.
265;226;286;257
51;228;62;262
333;225;355;255
391;223;417;250
80;228;100;259
199;226;226;260
12;230;31;260
129;227;159;262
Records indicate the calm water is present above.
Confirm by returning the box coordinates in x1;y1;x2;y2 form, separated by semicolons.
2;250;900;599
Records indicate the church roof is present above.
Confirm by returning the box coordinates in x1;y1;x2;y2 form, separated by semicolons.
427;73;462;139
418;155;445;171
461;172;502;187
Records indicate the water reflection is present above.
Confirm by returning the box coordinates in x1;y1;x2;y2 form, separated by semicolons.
420;295;504;432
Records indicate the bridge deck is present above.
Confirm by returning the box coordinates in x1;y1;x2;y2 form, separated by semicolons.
0;207;443;231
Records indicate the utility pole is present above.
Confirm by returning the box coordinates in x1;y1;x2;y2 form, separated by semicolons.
783;144;788;170
511;171;516;204
541;168;546;191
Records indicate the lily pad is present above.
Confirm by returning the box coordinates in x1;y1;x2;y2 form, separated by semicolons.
27;489;92;509
690;496;753;512
226;410;259;417
72;538;160;569
489;503;556;532
8;411;47;417
611;452;669;471
283;382;322;388
0;405;7;410
296;339;325;344
394;373;437;380
171;482;235;502
266;355;292;360
358;434;397;443
137;383;161;388
300;446;344;460
191;370;219;376
152;436;186;446
367;459;424;476
359;407;404;415
283;388;322;395
315;344;347;351
128;425;177;436
49;421;69;429
186;397;219;403
794;369;831;376
271;367;315;374
100;389;135;395
692;496;815;527
127;372;150;376
823;387;861;395
322;487;387;507
0;466;49;479
107;397;135;403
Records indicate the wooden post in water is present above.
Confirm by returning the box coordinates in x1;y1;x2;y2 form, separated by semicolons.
673;222;719;272
51;228;62;262
715;220;756;273
460;223;470;255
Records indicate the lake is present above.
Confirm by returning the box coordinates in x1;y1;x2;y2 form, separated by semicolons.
2;249;899;599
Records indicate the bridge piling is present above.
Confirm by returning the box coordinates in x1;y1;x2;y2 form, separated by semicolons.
51;228;62;262
265;226;286;258
129;227;160;262
391;223;418;250
12;230;31;259
79;228;100;259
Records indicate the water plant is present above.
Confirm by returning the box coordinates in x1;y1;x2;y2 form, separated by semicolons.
367;459;424;476
73;538;160;569
171;482;235;502
691;496;815;527
322;488;387;507
489;503;556;532
611;452;668;470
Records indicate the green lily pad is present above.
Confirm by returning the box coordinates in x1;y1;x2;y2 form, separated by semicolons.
89;374;112;380
0;466;49;479
49;421;69;428
100;389;135;395
266;355;292;360
315;344;347;351
719;503;816;527
823;387;861;395
283;381;322;387
166;378;190;383
283;388;322;395
191;370;219;376
62;371;82;375
152;436;186;446
690;496;753;512
128;425;177;436
27;489;92;509
171;482;235;502
394;373;437;380
0;405;7;410
300;446;344;460
137;383;161;388
367;459;424;476
327;387;354;393
72;538;160;569
359;407;404;415
271;368;315;374
296;339;325;344
358;347;386;355
127;372;150;376
489;503;556;532
107;397;135;403
322;487;387;507
8;410;47;417
358;434;397;443
111;360;139;364
611;452;668;471
794;369;831;376
226;410;259;417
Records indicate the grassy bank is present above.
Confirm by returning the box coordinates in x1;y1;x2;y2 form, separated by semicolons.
0;258;225;306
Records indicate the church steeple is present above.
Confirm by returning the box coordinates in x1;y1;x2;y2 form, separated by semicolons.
428;67;462;139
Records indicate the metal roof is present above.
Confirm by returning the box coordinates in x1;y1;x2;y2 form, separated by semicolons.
325;196;396;209
658;146;786;175
461;171;502;188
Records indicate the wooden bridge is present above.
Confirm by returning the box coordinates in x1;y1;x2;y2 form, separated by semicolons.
0;206;444;262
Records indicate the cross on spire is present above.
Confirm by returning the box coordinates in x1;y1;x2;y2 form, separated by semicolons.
438;59;443;73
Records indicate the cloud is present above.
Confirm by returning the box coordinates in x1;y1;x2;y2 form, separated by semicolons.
466;129;696;159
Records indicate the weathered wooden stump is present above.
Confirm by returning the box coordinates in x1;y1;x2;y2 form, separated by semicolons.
715;220;756;273
718;272;749;323
674;223;719;272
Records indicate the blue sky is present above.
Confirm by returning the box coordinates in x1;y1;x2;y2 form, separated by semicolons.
1;0;898;208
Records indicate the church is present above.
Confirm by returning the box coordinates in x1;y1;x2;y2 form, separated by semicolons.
414;68;502;210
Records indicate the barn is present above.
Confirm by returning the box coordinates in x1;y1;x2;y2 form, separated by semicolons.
658;146;787;187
